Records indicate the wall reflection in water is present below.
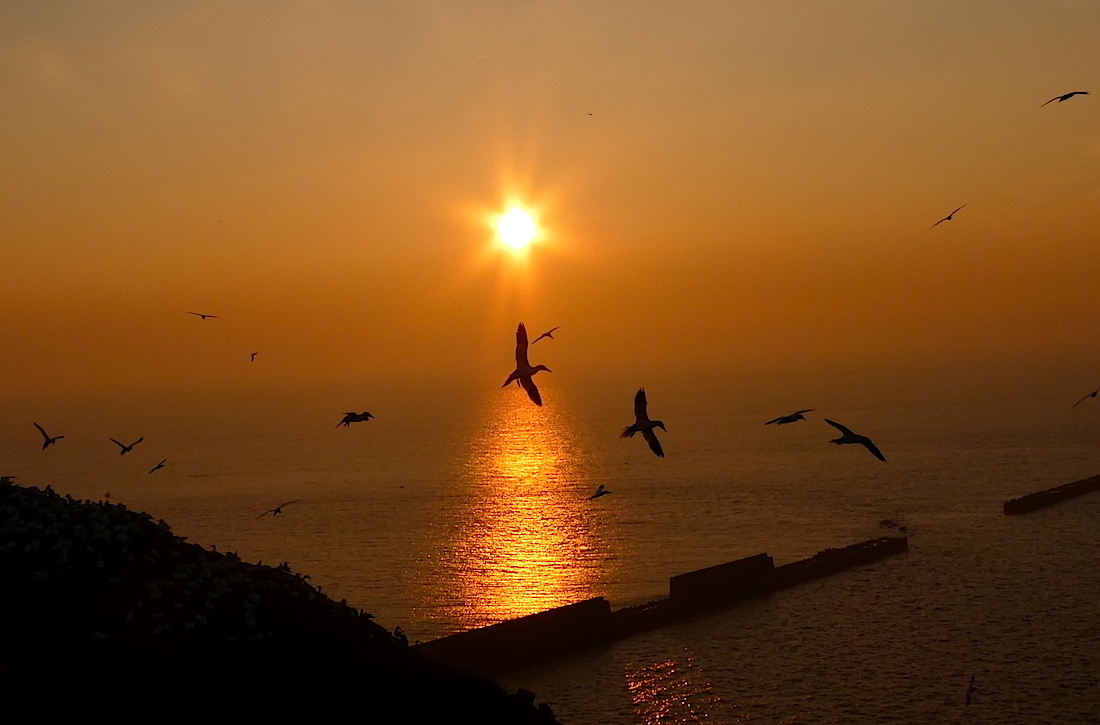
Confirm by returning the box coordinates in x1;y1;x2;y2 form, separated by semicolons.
626;652;730;724
438;389;609;632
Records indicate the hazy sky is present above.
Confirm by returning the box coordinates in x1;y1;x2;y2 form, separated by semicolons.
3;1;1100;399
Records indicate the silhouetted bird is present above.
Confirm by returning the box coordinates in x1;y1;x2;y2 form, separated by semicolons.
879;519;899;529
110;437;144;456
1042;91;1089;106
250;352;258;361
148;459;166;474
336;412;374;427
588;484;612;500
1072;386;1100;408
33;422;64;450
531;326;560;344
966;675;977;706
502;323;551;406
765;409;813;425
930;204;967;229
258;500;299;518
825;419;886;462
187;311;218;319
621;388;666;457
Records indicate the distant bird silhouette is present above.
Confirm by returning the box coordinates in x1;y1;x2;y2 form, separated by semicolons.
502;323;551;406
1042;91;1089;106
1072;386;1100;408
258;500;299;518
930;204;966;229
621;388;666;457
336;412;374;427
588;484;612;500
187;311;219;319
879;519;899;529
966;675;977;706
148;459;166;474
765;409;813;425
33;422;64;450
531;326;560;344
110;437;144;456
825;419;886;462
250;352;258;361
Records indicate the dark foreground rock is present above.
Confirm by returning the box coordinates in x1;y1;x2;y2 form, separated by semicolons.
0;478;559;722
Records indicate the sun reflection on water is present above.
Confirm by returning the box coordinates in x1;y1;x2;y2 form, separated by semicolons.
626;652;730;724
435;389;608;632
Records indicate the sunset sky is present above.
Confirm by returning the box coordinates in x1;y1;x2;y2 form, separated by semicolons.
3;1;1100;401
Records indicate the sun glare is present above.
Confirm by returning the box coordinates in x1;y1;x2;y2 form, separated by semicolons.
497;208;538;250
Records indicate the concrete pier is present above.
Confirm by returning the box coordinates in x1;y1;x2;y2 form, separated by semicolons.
1003;474;1100;515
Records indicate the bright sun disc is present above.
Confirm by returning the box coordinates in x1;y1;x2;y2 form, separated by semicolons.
497;208;537;250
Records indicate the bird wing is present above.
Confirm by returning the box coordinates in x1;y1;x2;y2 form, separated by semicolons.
793;409;814;415
132;437;144;446
33;422;49;440
642;427;665;457
519;376;543;405
824;419;855;436
1072;390;1098;408
1042;95;1061;106
187;311;202;316
257;509;274;518
110;438;125;449
860;437;887;462
634;388;649;421
951;204;966;216
764;417;783;425
532;326;560;343
929;217;947;229
278;499;299;508
515;323;530;367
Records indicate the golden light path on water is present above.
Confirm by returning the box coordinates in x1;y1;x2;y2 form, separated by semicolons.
437;387;609;632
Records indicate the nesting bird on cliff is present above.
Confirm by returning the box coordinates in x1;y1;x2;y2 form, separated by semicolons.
337;412;374;427
502;323;551;406
33;422;64;450
825;419;886;462
765;409;813;425
621;388;666;457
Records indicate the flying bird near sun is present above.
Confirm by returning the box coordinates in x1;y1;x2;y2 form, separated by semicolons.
336;411;374;427
187;311;219;319
33;422;64;450
825;419;886;462
111;437;144;456
502;323;551;406
1041;91;1089;106
621;388;667;457
765;409;814;425
531;326;560;344
930;204;967;229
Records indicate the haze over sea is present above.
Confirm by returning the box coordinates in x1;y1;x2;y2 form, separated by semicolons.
3;369;1098;723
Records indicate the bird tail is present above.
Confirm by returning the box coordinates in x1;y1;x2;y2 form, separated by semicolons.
620;426;636;438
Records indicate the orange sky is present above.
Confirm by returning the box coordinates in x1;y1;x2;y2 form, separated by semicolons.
3;2;1100;400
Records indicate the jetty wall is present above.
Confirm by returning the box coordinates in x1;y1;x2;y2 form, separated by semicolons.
417;536;907;675
1003;474;1100;515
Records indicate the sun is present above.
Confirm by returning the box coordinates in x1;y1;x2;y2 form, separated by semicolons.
496;207;538;250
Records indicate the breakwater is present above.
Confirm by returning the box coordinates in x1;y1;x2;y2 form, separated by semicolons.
1003;473;1100;515
417;536;908;675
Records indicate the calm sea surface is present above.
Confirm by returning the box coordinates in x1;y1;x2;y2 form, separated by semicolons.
3;377;1098;723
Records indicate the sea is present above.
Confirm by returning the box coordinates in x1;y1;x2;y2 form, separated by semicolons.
2;373;1098;724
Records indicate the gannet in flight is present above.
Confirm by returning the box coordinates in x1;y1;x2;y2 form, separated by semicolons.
1042;91;1089;106
250;352;258;361
587;484;612;500
621;388;666;457
930;204;966;229
148;459;167;474
110;437;144;456
1072;386;1100;408
502;323;551;405
187;311;219;319
765;409;813;425
33;422;64;450
824;419;886;462
258;500;299;518
336;411;374;427
531;326;560;344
